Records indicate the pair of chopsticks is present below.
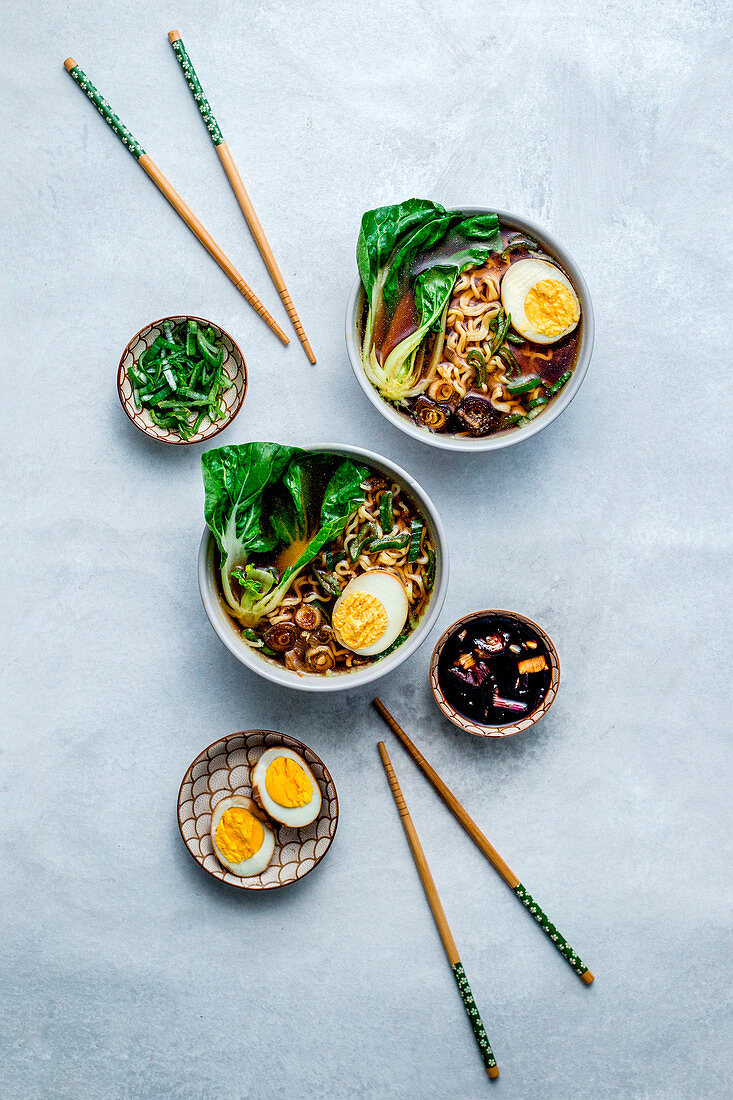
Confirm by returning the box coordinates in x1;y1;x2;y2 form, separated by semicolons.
64;33;315;363
375;699;594;1081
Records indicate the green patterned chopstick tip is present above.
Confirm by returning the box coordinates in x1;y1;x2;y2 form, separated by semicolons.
451;962;498;1075
514;883;592;980
65;61;145;159
169;35;224;146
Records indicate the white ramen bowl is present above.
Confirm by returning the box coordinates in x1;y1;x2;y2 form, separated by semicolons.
198;443;449;693
345;207;594;452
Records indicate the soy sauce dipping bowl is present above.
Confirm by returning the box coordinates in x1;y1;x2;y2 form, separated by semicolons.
430;609;560;737
345;208;594;452
199;443;449;693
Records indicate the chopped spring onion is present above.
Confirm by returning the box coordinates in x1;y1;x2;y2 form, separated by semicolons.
466;349;487;388
127;319;229;440
425;548;436;591
380;490;393;534
407;519;423;563
506;375;541;395
349;522;377;562
500;235;541;264
490;310;511;356
545;371;572;395
314;569;342;598
366;533;410;553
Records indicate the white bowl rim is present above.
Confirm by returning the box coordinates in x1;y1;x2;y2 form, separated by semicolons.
198;442;450;692
345;206;595;452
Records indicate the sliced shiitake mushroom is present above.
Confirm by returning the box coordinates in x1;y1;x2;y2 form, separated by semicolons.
312;623;334;644
284;648;307;672
292;607;321;633
294;604;322;632
454;393;500;435
304;645;336;673
413;396;448;432
264;623;298;653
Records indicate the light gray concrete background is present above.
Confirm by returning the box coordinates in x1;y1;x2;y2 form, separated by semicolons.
2;1;731;1097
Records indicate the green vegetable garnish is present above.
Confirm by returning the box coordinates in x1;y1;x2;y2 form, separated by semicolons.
128;320;229;440
466;350;487;388
357;201;502;402
349;522;377;562
490;310;511;356
407;519;423;563
425;548;437;591
506;375;541;395
545;371;572;395
202;443;367;626
314;569;343;598
380;490;393;534
500;235;541;264
367;533;410;553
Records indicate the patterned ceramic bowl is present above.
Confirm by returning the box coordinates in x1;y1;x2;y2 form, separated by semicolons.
430;609;560;738
177;730;338;890
117;315;247;445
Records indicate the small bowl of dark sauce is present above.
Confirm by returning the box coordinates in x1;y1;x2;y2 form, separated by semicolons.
430;610;560;737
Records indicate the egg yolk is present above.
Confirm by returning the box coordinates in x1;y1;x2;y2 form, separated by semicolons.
333;591;388;650
265;756;313;808
524;279;579;338
214;806;264;863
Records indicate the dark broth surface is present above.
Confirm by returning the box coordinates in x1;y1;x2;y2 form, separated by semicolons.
438;615;552;725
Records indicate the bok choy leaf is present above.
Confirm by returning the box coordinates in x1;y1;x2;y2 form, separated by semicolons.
202;443;367;627
357;201;502;402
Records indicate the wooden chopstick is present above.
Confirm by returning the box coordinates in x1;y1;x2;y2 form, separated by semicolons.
374;699;595;985
378;741;499;1080
168;32;316;365
64;59;288;346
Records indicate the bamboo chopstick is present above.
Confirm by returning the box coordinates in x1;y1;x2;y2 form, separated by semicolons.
64;58;288;346
168;31;316;365
374;699;595;985
378;741;499;1080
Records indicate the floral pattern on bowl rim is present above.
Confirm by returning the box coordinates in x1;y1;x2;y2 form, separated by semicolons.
177;730;339;890
117;314;247;445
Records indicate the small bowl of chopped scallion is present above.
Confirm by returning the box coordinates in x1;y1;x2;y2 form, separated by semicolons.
117;315;247;444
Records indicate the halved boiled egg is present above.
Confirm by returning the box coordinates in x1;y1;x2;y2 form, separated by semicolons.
210;795;275;877
331;569;409;656
251;747;322;828
501;258;580;344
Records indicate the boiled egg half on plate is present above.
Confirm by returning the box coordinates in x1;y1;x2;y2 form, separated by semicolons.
251;747;322;827
331;570;409;656
210;795;276;877
501;258;581;344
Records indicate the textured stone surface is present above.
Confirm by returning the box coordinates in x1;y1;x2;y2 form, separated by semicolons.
2;2;731;1097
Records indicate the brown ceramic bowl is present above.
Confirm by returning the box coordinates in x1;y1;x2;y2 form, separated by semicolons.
430;609;560;738
177;730;339;890
117;315;247;445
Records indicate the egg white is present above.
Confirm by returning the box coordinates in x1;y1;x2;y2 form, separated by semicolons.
501;257;580;345
251;747;322;828
210;795;275;877
331;570;409;656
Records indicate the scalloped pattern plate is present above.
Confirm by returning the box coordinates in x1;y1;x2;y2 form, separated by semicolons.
177;730;339;889
117;315;247;445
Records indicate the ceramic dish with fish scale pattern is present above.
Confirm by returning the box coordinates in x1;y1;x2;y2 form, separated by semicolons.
177;730;338;889
117;314;247;445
